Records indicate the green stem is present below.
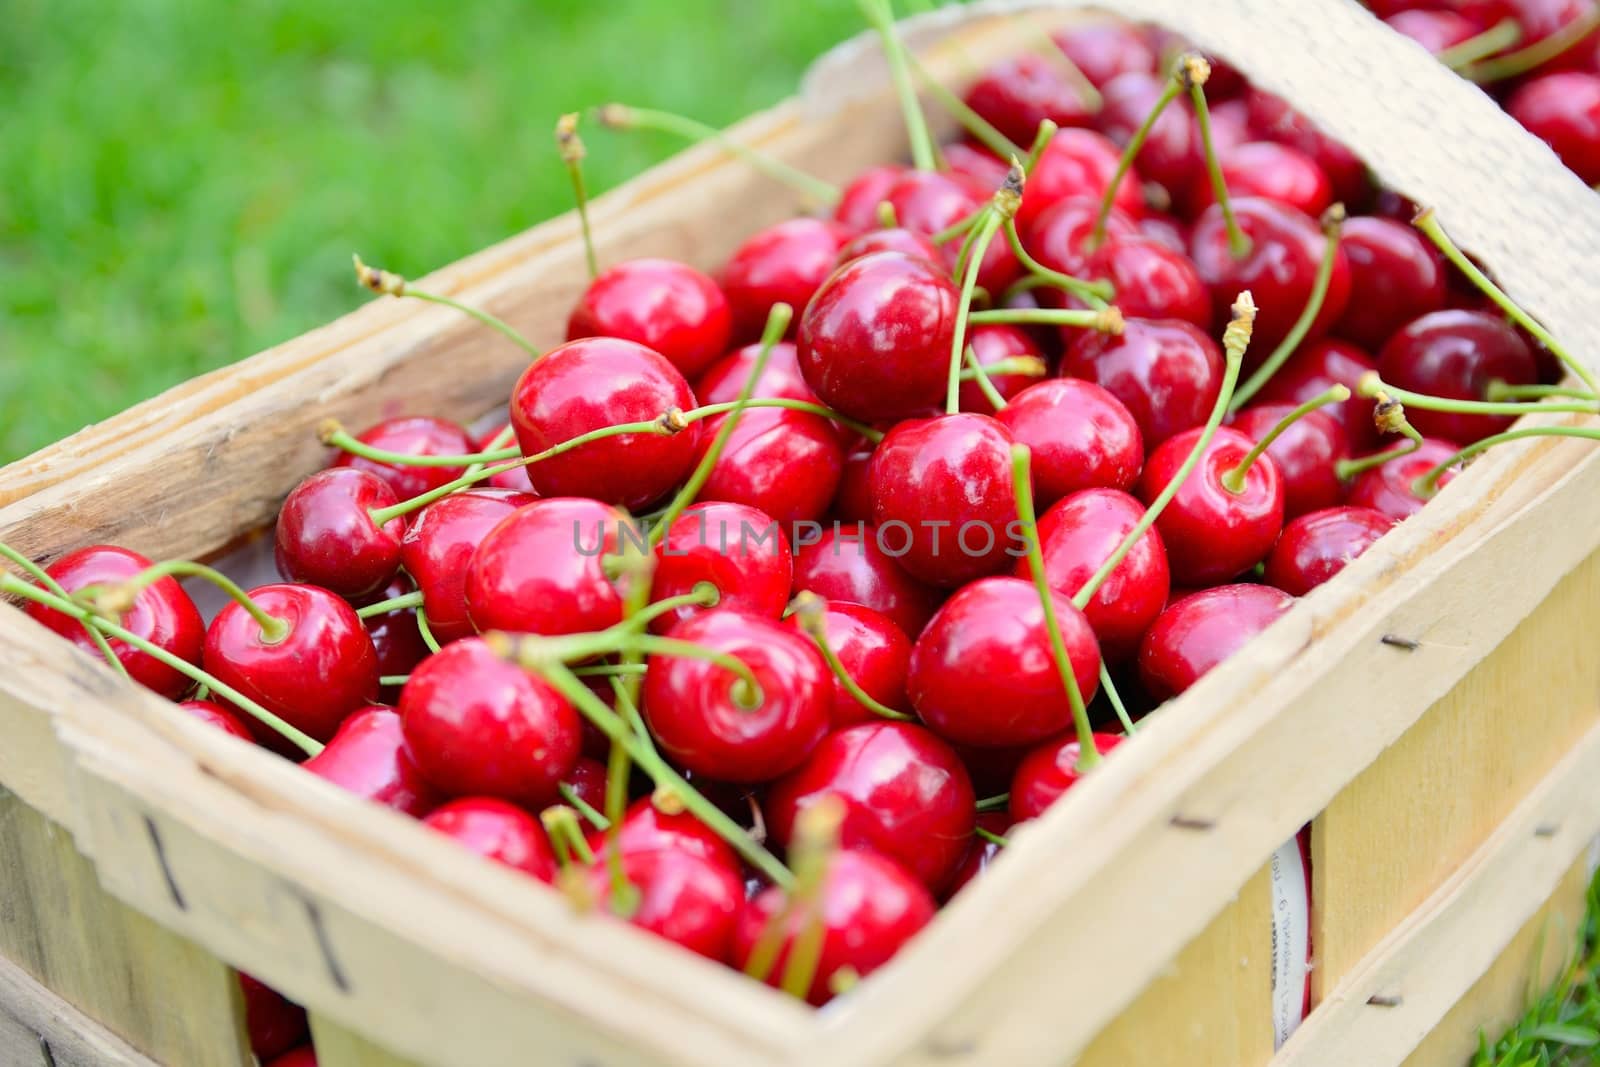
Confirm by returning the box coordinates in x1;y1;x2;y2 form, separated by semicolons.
964;346;1010;411
613;585;720;632
356;590;424;619
974;793;1010;813
463;423;517;483
1187;59;1250;259
555;113;600;280
320;425;518;469
1003;219;1114;307
540;807;598;867
1412;426;1600;499
608;676;657;759
1359;374;1597;417
1436;17;1522;69
905;49;1024;160
949;209;1007;414
1461;6;1600;82
930;205;986;245
88;560;288;644
571;662;649;677
1100;662;1136;735
0;543;129;681
975;826;1011;848
518;632;764;707
558;783;611;831
1221;385;1349;494
415;609;441;654
960;354;1047;385
1334;429;1425;482
856;0;938;172
353;256;541;360
1091;76;1182;249
968;305;1121;329
1486;382;1597;403
602;737;639;917
379;674;410;687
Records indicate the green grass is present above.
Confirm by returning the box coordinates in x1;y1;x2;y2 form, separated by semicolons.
0;0;866;463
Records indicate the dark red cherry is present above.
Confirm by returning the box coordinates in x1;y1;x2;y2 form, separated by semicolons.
641;611;829;782
787;601;911;729
942;140;1011;190
1138;584;1296;701
766;722;975;894
1024;194;1137;275
239;974;307;1062
1385;9;1482;54
869;413;1018;588
178;700;255;742
587;795;739;871
204;584;378;746
834;164;909;232
400;637;581;807
400;488;534;645
908;576;1101;748
1192;142;1333;218
695;408;845;527
1028;489;1169;662
567;258;732;379
832;444;877;524
734;850;934;1006
1097;71;1200;199
422;797;557;882
884;170;1021;293
265;1050;317;1067
1083;235;1210;329
797;251;958;422
331;416;475;501
1378;310;1538;443
945;811;1011;899
1190;197;1352;360
651;501;792;631
1060;317;1223;449
1139;426;1286;586
1255;338;1381;451
791;526;942;637
558;756;607;817
1009;732;1126;821
304;706;441;817
1052;22;1158;88
1346;437;1462;520
1245;90;1370;208
465;498;627;637
510;337;702;510
1333;215;1448;351
275;468;404;599
997;379;1143;506
363;578;429;704
719;218;847;342
963;53;1094;147
694;341;817;405
27;545;204;700
1506;72;1600;185
835;226;942;268
475;422;537;493
586;849;744;963
1228;403;1350;518
1017;128;1143;232
1264;506;1397;596
958;323;1049;414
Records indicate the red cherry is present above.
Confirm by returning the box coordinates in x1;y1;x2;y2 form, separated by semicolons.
1097;71;1200;199
1140;426;1286;586
832;444;877;524
1506;72;1600;185
942;141;1012;190
719;219;847;341
567;258;732;379
997;379;1143;506
1136;211;1191;256
178;699;255;742
1052;22;1158;88
465;498;627;637
945;811;1012;899
559;756;607;817
1060;317;1223;449
788;601;912;729
1016;128;1142;232
1228;403;1350;518
331;416;475;501
869;413;1018;588
1009;732;1126;821
475;422;537;493
766;722;975;894
510;337;702;509
834;164;908;232
400;637;581;807
694;408;845;527
304;706;441;817
1083;235;1211;329
1206;98;1254;154
587;796;739;871
422;797;557;882
1138;584;1295;701
362;578;429;703
26;545;203;700
1245;90;1370;208
399;488;534;644
1332;215;1448;351
734;850;934;1005
651;502;792;631
963;53;1094;147
1461;0;1599;70
1378;310;1538;443
884;169;1020;293
265;1049;318;1067
586;849;745;962
908;576;1101;748
797;251;958;422
835;226;942;267
204;584;378;745
1346;436;1463;520
239;974;307;1062
1190;197;1352;360
641;611;829;782
1193;142;1333;218
957;323;1049;414
1024;194;1137;275
1028;489;1169;662
694;341;817;405
791;526;942;637
1385;9;1483;54
275;468;404;599
1254;338;1381;451
1264;506;1397;596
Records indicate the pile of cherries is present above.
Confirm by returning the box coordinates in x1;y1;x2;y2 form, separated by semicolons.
5;9;1598;1062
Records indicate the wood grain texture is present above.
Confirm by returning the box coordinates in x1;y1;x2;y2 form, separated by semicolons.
0;952;162;1067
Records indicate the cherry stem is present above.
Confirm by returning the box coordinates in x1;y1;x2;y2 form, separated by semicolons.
464;424;517;483
948;172;1019;414
769;797;843;996
930;206;985;246
541;806;598;869
1413;425;1600;499
974;793;1010;813
0;573;322;756
616;585;721;632
0;543;129;682
1090;64;1185;250
1229;204;1345;411
558;783;610;831
1462;6;1600;82
1487;381;1597;403
571;661;649;677
1100;662;1137;735
1075;292;1255;610
1011;443;1100;771
594;104;839;208
961;353;1047;385
648;304;792;549
511;631;765;709
353;255;541;360
905;48;1024;160
602;735;639;916
1357;371;1596;417
319;422;519;469
1412;210;1600;401
415;608;442;654
87;559;289;645
1221;384;1350;494
608;675;657;758
969;305;1123;331
790;591;915;721
974;826;1011;848
963;346;1010;411
379;674;410;687
555;113;600;280
1334;390;1425;480
855;0;938;172
1437;17;1523;70
1003;218;1115;307
356;590;423;619
1185;56;1250;259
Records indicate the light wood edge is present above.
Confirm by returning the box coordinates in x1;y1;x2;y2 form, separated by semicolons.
0;953;161;1067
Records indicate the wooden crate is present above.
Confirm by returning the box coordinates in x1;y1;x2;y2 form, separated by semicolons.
2;1;1599;1065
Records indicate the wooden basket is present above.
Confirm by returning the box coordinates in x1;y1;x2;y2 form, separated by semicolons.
2;1;1599;1065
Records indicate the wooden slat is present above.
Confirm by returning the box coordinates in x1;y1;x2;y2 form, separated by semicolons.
0;953;162;1067
310;1013;421;1067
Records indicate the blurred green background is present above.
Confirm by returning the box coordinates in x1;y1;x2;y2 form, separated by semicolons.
0;0;870;464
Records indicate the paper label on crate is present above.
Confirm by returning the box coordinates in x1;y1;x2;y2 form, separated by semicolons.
1269;836;1310;1050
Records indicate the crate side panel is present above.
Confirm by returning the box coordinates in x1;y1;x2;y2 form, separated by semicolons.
310;1013;423;1067
0;951;166;1067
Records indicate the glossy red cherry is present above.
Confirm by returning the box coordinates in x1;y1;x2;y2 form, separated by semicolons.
869;413;1018;588
1255;338;1381;451
1139;426;1286;586
797;251;958;422
1384;9;1482;54
1060;317;1223;449
1052;22;1158;88
587;796;739;871
719;218;847;341
178;699;255;742
239;974;307;1062
400;637;581;807
1228;403;1350;518
274;468;404;599
791;526;942;637
1097;71;1201;199
834;226;942;268
831;444;877;524
1009;732;1126;821
833;164;908;232
1378;309;1538;443
1016;128;1143;231
1193;141;1333;218
399;488;534;644
884;169;1021;293
510;337;702;509
1028;489;1169;662
734;850;934;1005
908;576;1101;748
1190;197;1352;360
465;498;627;637
265;1049;318;1067
567;258;732;379
641;611;829;782
586;849;744;962
963;52;1094;146
1507;72;1600;184
475;422;537;493
766;722;975;894
1024;194;1137;275
957;323;1049;414
26;545;204;700
651;502;792;631
1346;437;1463;520
422;797;557;882
788;601;912;729
331;416;475;501
304;706;441;816
1264;506;1397;596
1083;235;1210;329
1138;584;1296;701
694;341;817;406
205;584;378;745
942;141;1011;190
695;408;845;527
1245;90;1370;208
997;379;1143;506
1332;215;1448;351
